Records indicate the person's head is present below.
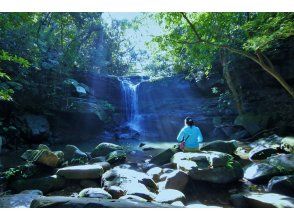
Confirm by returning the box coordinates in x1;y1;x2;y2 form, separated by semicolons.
185;117;194;127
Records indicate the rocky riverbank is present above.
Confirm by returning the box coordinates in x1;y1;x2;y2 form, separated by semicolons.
0;135;293;208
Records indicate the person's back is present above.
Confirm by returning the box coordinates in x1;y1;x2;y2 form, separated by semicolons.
177;117;203;151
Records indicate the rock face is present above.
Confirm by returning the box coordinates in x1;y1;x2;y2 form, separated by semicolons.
78;188;112;199
230;192;294;208
30;196;173;208
21;114;50;142
172;151;243;184
102;166;157;201
9;175;66;194
155;189;186;204
234;113;269;135
267;175;294;197
200;140;238;155
0;190;43;208
56;164;104;179
91;143;124;157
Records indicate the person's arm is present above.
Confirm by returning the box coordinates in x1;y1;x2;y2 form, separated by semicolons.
197;127;203;143
177;128;185;142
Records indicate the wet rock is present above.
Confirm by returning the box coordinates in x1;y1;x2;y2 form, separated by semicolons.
267;175;294;197
21;114;50;142
200;140;238;155
21;145;59;167
63;145;88;162
244;163;280;183
106;150;127;164
56;164;104;179
230;192;294;208
248;146;278;160
150;148;179;166
91;142;124;157
119;195;147;202
155;189;186;204
172;152;243;184
102;166;157;200
164;170;189;192
147;167;163;182
281;137;294;153
0;190;42;208
30;196;173;208
10;175;66;194
104;186;125;199
78;188;112;199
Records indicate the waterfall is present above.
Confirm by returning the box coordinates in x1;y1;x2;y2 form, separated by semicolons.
119;77;143;131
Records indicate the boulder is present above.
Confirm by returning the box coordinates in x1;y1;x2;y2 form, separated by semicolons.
171;201;185;207
80;180;99;188
200;140;238;155
119;195;147;202
281;136;294;153
267;175;294;197
102;166;157;201
248;146;278;161
63;145;88;162
164;170;189;192
104;186;125;199
94;162;111;171
150;148;179;166
30;196;173;208
0;190;42;208
106;150;127;164
230;192;294;208
56;164;104;179
9;175;66;194
146;167;163;182
244;163;280;183
78;188;112;199
91;143;124;157
21;145;59;167
155;189;186;204
21;114;50;142
172;152;243;184
90;156;106;163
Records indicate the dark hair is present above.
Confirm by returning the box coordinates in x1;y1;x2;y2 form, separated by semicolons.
185;117;194;127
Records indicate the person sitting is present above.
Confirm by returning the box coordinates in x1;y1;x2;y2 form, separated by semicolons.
176;117;203;152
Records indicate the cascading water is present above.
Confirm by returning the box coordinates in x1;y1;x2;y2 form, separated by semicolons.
119;77;143;132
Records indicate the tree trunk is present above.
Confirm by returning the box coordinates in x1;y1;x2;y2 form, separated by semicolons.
221;50;244;114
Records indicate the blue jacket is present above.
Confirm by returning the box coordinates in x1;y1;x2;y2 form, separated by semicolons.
177;125;203;148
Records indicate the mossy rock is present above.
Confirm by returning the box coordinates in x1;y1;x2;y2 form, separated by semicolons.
106;150;127;164
91;142;124;157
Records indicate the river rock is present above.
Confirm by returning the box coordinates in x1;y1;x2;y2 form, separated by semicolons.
119;195;147;202
172;152;243;184
164;170;189;191
119;182;156;201
30;196;173;208
9;175;66;194
200;140;238;155
230;192;294;208
155;189;186;204
150;148;179;166
104;186;125;199
90;156;106;163
21;114;50;142
147;167;163;182
78;188;112;199
21;145;60;167
91;142;124;157
106;150;127;164
267;175;294;197
0;190;43;208
80;180;99;188
171;201;185;207
56;164;104;179
248;146;278;160
63;145;88;162
94;161;111;171
281;136;294;153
